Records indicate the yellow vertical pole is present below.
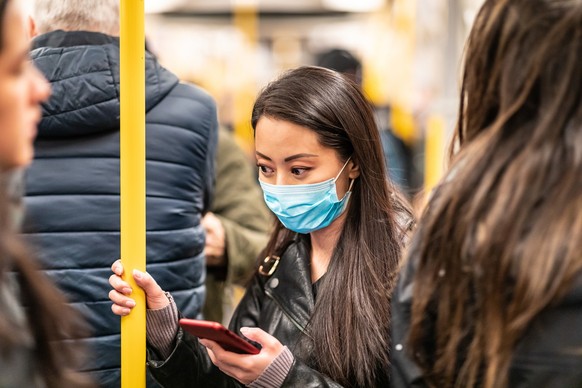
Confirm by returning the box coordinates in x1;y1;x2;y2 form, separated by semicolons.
424;115;446;194
120;1;146;387
232;0;258;150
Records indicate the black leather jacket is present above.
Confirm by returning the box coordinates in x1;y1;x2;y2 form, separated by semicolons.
148;236;390;387
391;249;582;388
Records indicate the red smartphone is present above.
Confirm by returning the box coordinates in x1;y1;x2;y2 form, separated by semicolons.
179;318;260;355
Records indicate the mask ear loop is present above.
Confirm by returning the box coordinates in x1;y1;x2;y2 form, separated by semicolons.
347;178;355;192
337;177;356;202
334;156;353;182
336;157;355;200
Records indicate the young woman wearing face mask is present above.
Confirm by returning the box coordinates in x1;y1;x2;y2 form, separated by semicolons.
109;66;413;387
0;0;94;386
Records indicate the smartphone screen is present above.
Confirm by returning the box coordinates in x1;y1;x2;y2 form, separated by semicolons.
179;318;261;355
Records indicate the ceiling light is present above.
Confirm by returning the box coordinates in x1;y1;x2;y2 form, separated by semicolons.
145;0;184;14
323;0;385;12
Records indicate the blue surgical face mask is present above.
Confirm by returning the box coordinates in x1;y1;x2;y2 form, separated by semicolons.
259;158;354;234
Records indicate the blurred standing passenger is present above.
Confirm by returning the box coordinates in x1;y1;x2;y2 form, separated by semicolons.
23;0;218;386
109;66;413;387
203;127;272;324
0;0;93;386
316;48;414;194
391;0;582;387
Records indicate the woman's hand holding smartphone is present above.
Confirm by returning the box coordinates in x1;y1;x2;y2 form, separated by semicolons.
179;318;260;354
180;319;286;385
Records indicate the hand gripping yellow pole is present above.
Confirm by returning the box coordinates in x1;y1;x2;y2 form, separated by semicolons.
120;1;146;387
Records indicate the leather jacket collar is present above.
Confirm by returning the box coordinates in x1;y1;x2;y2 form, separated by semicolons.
262;235;315;332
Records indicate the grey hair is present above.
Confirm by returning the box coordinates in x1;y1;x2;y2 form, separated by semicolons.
32;0;119;36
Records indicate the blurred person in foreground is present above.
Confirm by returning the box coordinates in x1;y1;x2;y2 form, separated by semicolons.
0;0;93;386
391;0;582;387
203;127;272;324
23;0;218;386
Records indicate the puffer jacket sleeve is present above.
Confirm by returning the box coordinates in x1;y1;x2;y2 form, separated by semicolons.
202;102;219;214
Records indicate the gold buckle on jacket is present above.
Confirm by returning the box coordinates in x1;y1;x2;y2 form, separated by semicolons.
258;255;280;276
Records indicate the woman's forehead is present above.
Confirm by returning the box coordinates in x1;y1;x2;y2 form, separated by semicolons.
256;118;320;147
254;117;340;161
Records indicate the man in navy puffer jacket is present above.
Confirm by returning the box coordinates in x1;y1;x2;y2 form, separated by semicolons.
22;1;218;386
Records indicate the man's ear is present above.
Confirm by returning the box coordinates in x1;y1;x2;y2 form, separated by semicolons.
28;16;38;39
348;159;360;180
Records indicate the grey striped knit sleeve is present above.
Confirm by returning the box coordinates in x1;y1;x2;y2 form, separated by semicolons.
248;346;294;388
146;292;179;360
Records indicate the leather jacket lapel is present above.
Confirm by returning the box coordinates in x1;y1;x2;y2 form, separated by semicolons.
263;236;314;333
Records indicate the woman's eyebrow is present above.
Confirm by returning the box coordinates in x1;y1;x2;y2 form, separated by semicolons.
255;152;319;162
255;151;272;161
284;153;318;162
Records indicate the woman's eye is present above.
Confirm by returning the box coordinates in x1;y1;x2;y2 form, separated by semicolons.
291;167;308;176
258;165;274;176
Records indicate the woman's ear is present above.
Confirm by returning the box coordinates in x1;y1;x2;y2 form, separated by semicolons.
348;159;360;179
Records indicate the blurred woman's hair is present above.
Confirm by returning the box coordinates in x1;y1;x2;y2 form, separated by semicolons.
0;1;93;386
409;0;582;387
32;0;119;36
252;66;412;387
0;178;94;387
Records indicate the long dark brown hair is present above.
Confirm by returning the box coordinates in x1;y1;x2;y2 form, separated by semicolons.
409;0;582;387
0;1;93;386
252;66;412;387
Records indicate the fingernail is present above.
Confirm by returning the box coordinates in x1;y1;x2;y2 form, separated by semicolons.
122;287;132;295
133;269;144;280
122;308;131;316
240;327;250;335
126;300;136;308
